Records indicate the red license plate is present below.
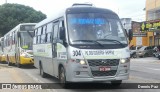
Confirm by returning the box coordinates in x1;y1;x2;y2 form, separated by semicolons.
99;67;111;71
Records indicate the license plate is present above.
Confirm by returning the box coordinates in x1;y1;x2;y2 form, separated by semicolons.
99;67;111;71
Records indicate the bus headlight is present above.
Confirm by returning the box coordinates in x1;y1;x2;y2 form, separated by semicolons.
21;53;30;58
120;58;130;64
75;59;87;65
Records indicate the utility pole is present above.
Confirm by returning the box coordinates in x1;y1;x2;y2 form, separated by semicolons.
5;0;7;3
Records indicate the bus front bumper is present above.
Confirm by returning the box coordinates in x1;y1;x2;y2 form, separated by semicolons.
20;56;34;65
0;56;6;62
66;73;129;82
65;60;130;82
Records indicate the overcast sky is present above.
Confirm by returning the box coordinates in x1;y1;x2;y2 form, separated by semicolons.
0;0;146;21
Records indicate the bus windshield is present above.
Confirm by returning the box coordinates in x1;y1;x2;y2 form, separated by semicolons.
20;32;34;50
67;13;127;45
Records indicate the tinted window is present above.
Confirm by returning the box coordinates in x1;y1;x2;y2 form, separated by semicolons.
41;35;45;43
53;24;59;39
37;36;41;44
42;26;47;34
34;29;38;36
67;13;127;45
144;48;147;50
33;37;36;44
46;33;51;43
46;23;53;33
37;27;42;35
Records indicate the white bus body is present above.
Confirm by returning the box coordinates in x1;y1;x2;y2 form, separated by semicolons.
33;4;130;86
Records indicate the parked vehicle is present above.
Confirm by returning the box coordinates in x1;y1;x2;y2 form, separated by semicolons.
153;46;160;57
157;53;160;59
136;46;154;57
130;46;142;58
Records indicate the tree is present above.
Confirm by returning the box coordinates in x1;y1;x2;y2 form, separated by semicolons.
0;3;46;36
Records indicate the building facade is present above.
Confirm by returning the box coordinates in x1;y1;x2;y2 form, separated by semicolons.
146;0;160;46
130;0;160;47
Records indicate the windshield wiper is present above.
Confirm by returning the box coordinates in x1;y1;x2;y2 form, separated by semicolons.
72;40;104;47
27;30;33;38
96;39;126;47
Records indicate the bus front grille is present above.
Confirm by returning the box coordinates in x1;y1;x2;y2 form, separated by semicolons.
87;59;119;66
91;70;117;77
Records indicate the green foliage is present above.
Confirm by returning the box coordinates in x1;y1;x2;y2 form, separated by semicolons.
0;3;46;36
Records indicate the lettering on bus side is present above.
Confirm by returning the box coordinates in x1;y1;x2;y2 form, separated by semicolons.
37;49;45;52
84;50;114;56
58;52;67;59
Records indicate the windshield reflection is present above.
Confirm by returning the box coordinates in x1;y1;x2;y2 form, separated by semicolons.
67;13;127;45
20;32;34;50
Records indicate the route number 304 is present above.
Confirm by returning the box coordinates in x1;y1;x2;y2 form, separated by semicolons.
73;50;81;56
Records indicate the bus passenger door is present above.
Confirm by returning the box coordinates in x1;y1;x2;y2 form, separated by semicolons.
52;22;59;76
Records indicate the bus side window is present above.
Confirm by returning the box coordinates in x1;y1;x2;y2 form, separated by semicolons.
38;36;41;44
34;29;38;36
46;33;51;43
36;35;41;44
45;23;53;43
33;37;36;44
43;26;47;34
37;27;42;35
41;34;45;43
12;31;15;45
41;25;46;43
53;23;59;42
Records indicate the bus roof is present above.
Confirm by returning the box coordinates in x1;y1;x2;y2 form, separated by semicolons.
66;6;117;15
35;12;64;28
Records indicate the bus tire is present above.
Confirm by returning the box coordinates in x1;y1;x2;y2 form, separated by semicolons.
17;63;21;68
59;66;67;88
7;56;12;66
8;61;12;66
111;80;122;87
39;63;47;78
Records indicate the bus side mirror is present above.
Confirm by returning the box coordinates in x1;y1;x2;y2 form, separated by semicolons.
60;27;65;41
128;29;133;41
59;27;68;47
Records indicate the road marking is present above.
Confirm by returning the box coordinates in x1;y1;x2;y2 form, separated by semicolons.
4;68;31;92
147;68;160;70
21;69;58;92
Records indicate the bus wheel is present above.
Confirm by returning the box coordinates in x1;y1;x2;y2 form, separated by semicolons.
7;57;12;66
59;67;67;88
39;64;47;78
8;61;12;66
111;80;122;87
17;63;21;68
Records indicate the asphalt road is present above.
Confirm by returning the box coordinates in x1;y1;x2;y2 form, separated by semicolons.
130;57;160;83
0;57;160;92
